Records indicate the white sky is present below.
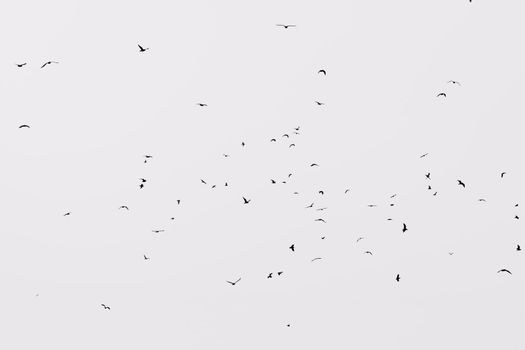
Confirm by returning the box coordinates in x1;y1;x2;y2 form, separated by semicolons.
1;1;524;349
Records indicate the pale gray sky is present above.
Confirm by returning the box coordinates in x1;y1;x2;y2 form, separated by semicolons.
1;1;525;349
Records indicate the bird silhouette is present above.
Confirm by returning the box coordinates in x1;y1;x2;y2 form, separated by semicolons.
356;237;364;243
420;153;429;158
402;223;408;233
396;274;400;282
282;134;289;138
243;197;251;204
315;101;325;105
517;245;521;251
139;178;147;183
425;173;431;180
501;172;506;178
138;44;149;52
277;271;283;276
241;142;245;147
345;189;350;194
311;257;322;262
478;198;487;202
318;190;324;195
305;203;314;209
18;124;30;129
196;103;207;107
15;63;27;67
310;163;319;167
289;244;295;252
143;254;150;260
41;61;59;68
315;218;326;223
276;24;296;29
457;180;466;188
289;143;296;148
63;212;71;216
119;206;129;210
447;80;461;86
515;215;519;220
364;251;373;255
200;179;207;184
101;304;111;310
270;138;277;142
497;269;512;274
226;278;241;285
271;179;277;184
318;69;327;75
267;273;273;279
139;183;144;189
152;229;165;233
437;92;447;98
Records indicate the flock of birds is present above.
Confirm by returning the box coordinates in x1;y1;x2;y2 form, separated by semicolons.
13;20;520;324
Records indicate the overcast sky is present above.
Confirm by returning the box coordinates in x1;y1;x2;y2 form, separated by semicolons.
1;1;525;349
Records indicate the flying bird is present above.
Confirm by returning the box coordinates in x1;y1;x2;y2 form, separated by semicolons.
311;257;322;262
276;24;296;29
289;244;295;252
478;198;487;202
277;271;283;276
420;153;429;158
425;173;431;180
517;245;521;252
143;254;150;260
402;223;408;233
282;134;289;138
139;178;147;183
270;138;276;142
267;273;273;279
101;304;111;310
200;179;207;184
315;218;326;223
310;163;319;167
18;124;30;129
356;237;364;243
447;80;461;86
501;172;506;178
15;63;27;67
196;103;208;107
226;278;241;285
457;180;466;188
315;101;325;106
305;203;314;209
364;251;373;255
318;190;324;195
396;274;401;282
41;61;59;68
63;212;71;216
318;69;327;75
119;206;129;210
289;143;295;148
437;92;447;98
138;44;149;52
152;229;165;233
497;269;512;275
242;197;251;204
345;189;350;194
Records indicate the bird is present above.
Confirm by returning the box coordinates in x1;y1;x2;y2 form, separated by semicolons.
139;183;144;189
286;324;291;327
41;61;59;68
276;24;296;29
364;251;373;255
305;203;314;209
448;252;454;256
345;189;350;194
138;44;149;52
196;103;208;107
271;179;277;184
437;92;447;98
119;206;129;210
367;204;377;208
310;163;319;167
311;257;322;262
356;237;364;243
390;194;397;198
425;173;431;180
428;185;432;190
152;229;165;233
226;278;242;286
267;273;273;279
315;101;325;106
177;200;181;205
63;212;71;216
318;69;327;75
143;254;150;260
101;304;111;310
316;207;328;211
497;269;512;275
515;215;519;220
433;192;438;196
144;155;153;159
447;80;461;86
420;153;429;158
315;218;326;223
395;274;401;282
478;198;487;202
319;190;324;195
200;179;207;184
277;271;283;276
457;180;466;188
241;142;245;147
270;138;277;142
402;223;408;233
501;172;506;178
18;124;30;129
15;63;27;67
517;245;521;251
282;134;290;138
139;178;147;183
242;197;251;204
289;244;295;252
289;143;296;148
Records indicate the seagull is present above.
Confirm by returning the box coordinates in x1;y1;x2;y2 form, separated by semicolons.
497;269;512;275
478;199;487;202
289;144;296;148
226;278;241;286
241;141;245;147
447;80;461;86
305;203;314;209
282;134;290;138
310;163;319;167
515;215;519;220
402;223;408;233
457;180;466;188
448;252;454;256
367;204;377;208
139;183;144;189
356;237;364;243
311;257;322;262
425;173;431;180
143;254;150;260
276;24;296;29
267;273;273;279
420;153;429;158
277;271;283;276
396;274;401;282
315;218;326;223
63;212;71;216
428;185;432;190
364;251;373;255
138;44;149;52
41;61;59;68
15;63;27;67
437;92;447;98
345;189;350;194
119;206;129;210
18;124;30;129
390;194;397;198
139;178;147;183
101;304;111;310
152;229;165;233
433;192;438;196
144;155;153;159
318;190;324;195
177;200;181;205
289;244;295;252
270;138;276;142
316;207;328;211
271;179;277;184
501;172;506;178
315;101;325;106
242;197;251;204
200;179;207;184
318;69;327;75
517;245;521;251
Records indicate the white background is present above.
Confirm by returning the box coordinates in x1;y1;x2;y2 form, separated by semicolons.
1;1;524;349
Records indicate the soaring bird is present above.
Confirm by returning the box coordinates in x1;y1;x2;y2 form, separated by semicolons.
497;269;512;274
226;278;241;286
63;212;71;216
395;274;400;282
271;179;277;184
270;138;276;142
119;206;129;210
478;198;487;202
501;172;506;178
143;254;150;260
356;237;364;243
318;69;327;75
345;189;350;194
242;197;251;204
276;24;296;29
447;80;461;86
15;63;27;67
305;203;314;209
318;190;324;195
315;101;325;105
289;244;295;252
177;200;181;205
152;229;165;233
315;218;326;223
196;103;208;107
437;92;447;98
402;223;408;233
311;257;322;262
289;144;296;148
139;178;147;183
517;245;521;251
18;124;30;129
267;273;273;279
41;61;59;68
200;179;207;184
282;134;289;138
420;153;429;158
138;44;149;52
101;304;111;310
515;215;519;220
310;163;319;167
277;271;283;276
139;183;144;189
364;251;373;255
425;173;431;180
457;180;466;188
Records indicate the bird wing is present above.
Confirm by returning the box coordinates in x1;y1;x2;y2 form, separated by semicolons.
138;44;144;50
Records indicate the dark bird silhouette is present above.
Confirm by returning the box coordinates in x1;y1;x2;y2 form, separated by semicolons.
433;192;438;196
305;202;314;209
289;244;295;252
315;218;326;223
152;229;165;233
63;212;71;216
18;124;30;129
119;206;129;210
139;183;144;189
390;194;397;198
196;103;208;107
242;197;251;204
501;172;506;178
200;179;207;184
318;69;327;75
497;269;512;275
396;274;401;282
143;254;150;260
144;155;153;159
515;215;519;220
276;24;296;29
402;223;408;233
138;44;149;52
437;92;447;98
420;153;429;158
139;178;147;183
517;245;521;251
289;144;296;148
345;189;350;194
447;80;461;86
311;257;322;262
448;252;454;256
288;173;293;178
356;237;364;243
315;101;325;106
282;134;289;138
428;185;432;190
101;304;110;310
316;207;328;211
211;185;216;188
367;204;377;208
277;271;283;276
270;138;276;142
267;273;273;279
15;63;27;67
364;251;373;255
241;142;245;147
41;61;59;68
226;278;241;285
177;200;181;205
478;198;487;202
319;190;324;195
425;173;431;180
271;179;277;184
310;163;319;167
457;180;466;188
222;154;230;158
